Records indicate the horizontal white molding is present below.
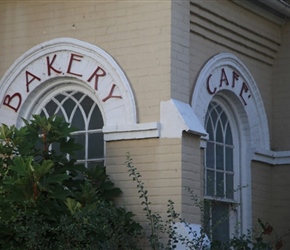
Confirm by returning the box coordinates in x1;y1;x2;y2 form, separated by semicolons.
103;122;160;141
253;148;290;165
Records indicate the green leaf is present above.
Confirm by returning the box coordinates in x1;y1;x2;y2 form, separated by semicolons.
10;156;33;177
33;160;53;179
65;197;82;215
45;173;70;184
49;185;72;200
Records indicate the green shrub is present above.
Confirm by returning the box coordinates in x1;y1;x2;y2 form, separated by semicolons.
0;115;142;250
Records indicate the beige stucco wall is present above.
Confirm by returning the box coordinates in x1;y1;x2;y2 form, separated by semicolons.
0;1;171;124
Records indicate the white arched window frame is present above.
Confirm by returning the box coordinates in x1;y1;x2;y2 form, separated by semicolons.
204;97;241;242
191;53;270;236
30;79;105;168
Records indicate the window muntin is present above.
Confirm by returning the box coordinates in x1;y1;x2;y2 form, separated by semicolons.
39;90;104;168
204;101;238;242
205;102;234;200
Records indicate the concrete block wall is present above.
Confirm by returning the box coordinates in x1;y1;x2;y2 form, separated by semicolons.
271;165;290;246
252;161;290;246
189;0;282;138
0;1;172;124
181;132;202;223
251;161;273;227
106;137;183;248
171;0;191;103
272;21;290;150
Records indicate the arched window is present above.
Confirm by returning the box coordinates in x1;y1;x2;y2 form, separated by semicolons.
38;90;104;168
204;101;239;242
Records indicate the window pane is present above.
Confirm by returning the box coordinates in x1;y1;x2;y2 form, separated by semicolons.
88;133;104;159
71;134;85;159
212;202;230;243
63;98;76;120
56;108;64;118
226;174;234;199
225;124;233;145
216;121;223;143
206;170;215;196
81;96;94;117
216;172;224;197
45;100;58;117
89;105;103;129
207;119;214;141
71;107;85;130
51;142;61;155
211;108;218;125
216;144;224;170
73;92;83;101
220;111;227;127
226;147;233;171
55;94;65;102
206;142;214;169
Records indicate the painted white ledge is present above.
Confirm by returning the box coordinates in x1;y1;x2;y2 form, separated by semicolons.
253;148;290;165
103;122;160;141
160;99;207;138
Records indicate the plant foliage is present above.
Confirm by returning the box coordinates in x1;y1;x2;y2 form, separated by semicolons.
126;153;286;250
0;115;142;249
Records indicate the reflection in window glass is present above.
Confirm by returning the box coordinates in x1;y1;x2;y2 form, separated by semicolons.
39;90;104;168
204;101;235;242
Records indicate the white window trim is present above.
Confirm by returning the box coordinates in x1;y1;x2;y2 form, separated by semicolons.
204;98;242;239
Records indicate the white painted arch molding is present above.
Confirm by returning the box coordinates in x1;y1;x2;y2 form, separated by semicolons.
191;53;270;150
0;38;159;140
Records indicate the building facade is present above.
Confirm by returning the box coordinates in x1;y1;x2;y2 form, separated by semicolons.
1;0;290;248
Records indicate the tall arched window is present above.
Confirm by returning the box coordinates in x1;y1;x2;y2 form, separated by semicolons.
204;101;239;242
38;90;104;168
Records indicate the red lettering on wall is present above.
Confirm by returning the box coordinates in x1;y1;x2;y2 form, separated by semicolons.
47;54;62;76
26;71;41;92
3;93;22;112
102;84;122;102
87;66;106;90
219;68;229;87
239;82;251;106
206;74;216;95
67;53;83;77
232;71;239;88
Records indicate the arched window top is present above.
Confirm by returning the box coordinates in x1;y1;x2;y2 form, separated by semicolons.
40;91;104;131
205;102;233;146
35;87;104;168
191;53;269;149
